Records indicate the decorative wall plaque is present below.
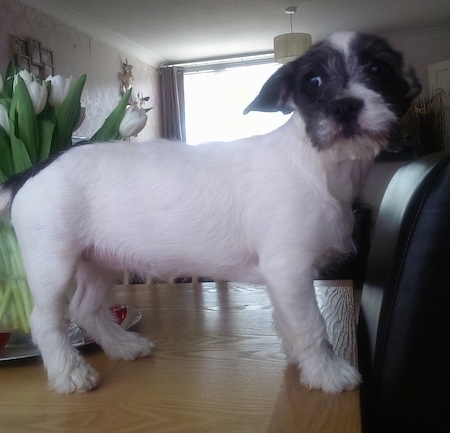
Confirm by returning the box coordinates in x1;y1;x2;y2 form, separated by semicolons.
11;36;54;79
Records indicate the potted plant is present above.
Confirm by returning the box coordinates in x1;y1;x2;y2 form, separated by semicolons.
0;61;150;347
399;88;447;158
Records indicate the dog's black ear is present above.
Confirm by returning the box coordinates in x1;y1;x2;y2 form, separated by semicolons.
243;63;296;115
401;67;422;115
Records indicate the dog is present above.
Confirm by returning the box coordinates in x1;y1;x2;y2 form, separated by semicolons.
0;31;420;394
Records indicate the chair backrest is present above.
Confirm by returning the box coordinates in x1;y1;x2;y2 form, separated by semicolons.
357;152;450;433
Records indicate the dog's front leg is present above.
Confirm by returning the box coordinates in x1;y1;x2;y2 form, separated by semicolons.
264;270;361;393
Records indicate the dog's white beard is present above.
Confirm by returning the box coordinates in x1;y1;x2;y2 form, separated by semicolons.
316;83;396;161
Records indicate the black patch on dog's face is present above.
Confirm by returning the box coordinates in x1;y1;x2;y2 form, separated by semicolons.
244;32;421;150
349;34;420;116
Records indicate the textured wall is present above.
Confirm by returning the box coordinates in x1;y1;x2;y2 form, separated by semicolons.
0;0;161;141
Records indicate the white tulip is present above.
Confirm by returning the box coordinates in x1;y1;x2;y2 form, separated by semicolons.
119;105;147;137
13;69;33;88
26;80;48;115
13;70;48;115
45;75;74;108
0;104;9;134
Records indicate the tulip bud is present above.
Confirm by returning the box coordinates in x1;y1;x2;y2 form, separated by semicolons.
45;75;74;108
0;104;9;134
26;80;48;115
13;70;48;115
119;105;147;137
13;70;33;88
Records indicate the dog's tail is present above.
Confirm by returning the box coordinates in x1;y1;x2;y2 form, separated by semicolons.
0;184;13;219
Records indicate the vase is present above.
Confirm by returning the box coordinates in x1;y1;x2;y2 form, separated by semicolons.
0;218;33;336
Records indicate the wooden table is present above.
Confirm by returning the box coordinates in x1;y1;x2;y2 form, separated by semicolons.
0;281;361;433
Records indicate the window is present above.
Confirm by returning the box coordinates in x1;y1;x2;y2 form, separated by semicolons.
184;62;290;145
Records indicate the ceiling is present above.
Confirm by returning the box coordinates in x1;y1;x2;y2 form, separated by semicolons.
20;0;450;67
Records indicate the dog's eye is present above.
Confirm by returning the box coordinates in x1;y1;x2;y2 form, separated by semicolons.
307;75;323;89
367;60;392;77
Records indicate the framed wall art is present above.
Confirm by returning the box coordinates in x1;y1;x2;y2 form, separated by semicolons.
16;55;31;72
11;35;54;80
12;37;29;56
41;48;53;65
29;39;42;66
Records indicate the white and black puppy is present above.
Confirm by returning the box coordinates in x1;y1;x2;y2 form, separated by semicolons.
0;31;420;394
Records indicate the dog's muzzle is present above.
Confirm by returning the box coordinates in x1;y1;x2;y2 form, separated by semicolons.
333;97;364;138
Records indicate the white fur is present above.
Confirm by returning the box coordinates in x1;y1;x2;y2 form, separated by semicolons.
329;31;356;58
3;117;362;394
0;31;418;394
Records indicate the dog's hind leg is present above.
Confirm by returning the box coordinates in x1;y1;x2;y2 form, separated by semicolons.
69;261;154;362
261;259;361;393
25;253;100;394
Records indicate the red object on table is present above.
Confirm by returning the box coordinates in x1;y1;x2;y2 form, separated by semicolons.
110;305;127;325
0;333;11;350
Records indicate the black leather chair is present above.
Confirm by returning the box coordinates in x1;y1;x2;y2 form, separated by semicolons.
357;152;450;433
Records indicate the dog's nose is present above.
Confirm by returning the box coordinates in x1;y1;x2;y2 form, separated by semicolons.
333;98;364;123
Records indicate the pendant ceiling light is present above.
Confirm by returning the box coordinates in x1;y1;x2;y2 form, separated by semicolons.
273;6;312;64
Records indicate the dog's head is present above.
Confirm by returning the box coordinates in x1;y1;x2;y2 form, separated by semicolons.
244;31;421;155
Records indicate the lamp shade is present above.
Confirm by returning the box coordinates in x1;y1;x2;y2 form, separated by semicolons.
274;33;312;64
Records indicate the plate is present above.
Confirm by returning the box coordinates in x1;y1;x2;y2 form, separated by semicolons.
0;306;141;362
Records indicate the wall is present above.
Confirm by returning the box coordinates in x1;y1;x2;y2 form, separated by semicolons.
384;27;450;96
0;0;161;141
1;0;448;142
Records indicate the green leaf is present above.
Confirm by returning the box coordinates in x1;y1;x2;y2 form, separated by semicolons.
90;88;132;142
0;73;4;98
0;125;13;178
8;121;32;173
5;60;18;80
9;76;39;164
1;98;12;112
51;74;86;154
4;61;18;98
0;168;7;183
38;118;55;161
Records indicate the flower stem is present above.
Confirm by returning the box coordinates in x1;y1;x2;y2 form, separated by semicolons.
0;218;32;332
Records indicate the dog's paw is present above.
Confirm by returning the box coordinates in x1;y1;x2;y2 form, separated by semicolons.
48;358;100;394
300;343;361;393
103;331;154;361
